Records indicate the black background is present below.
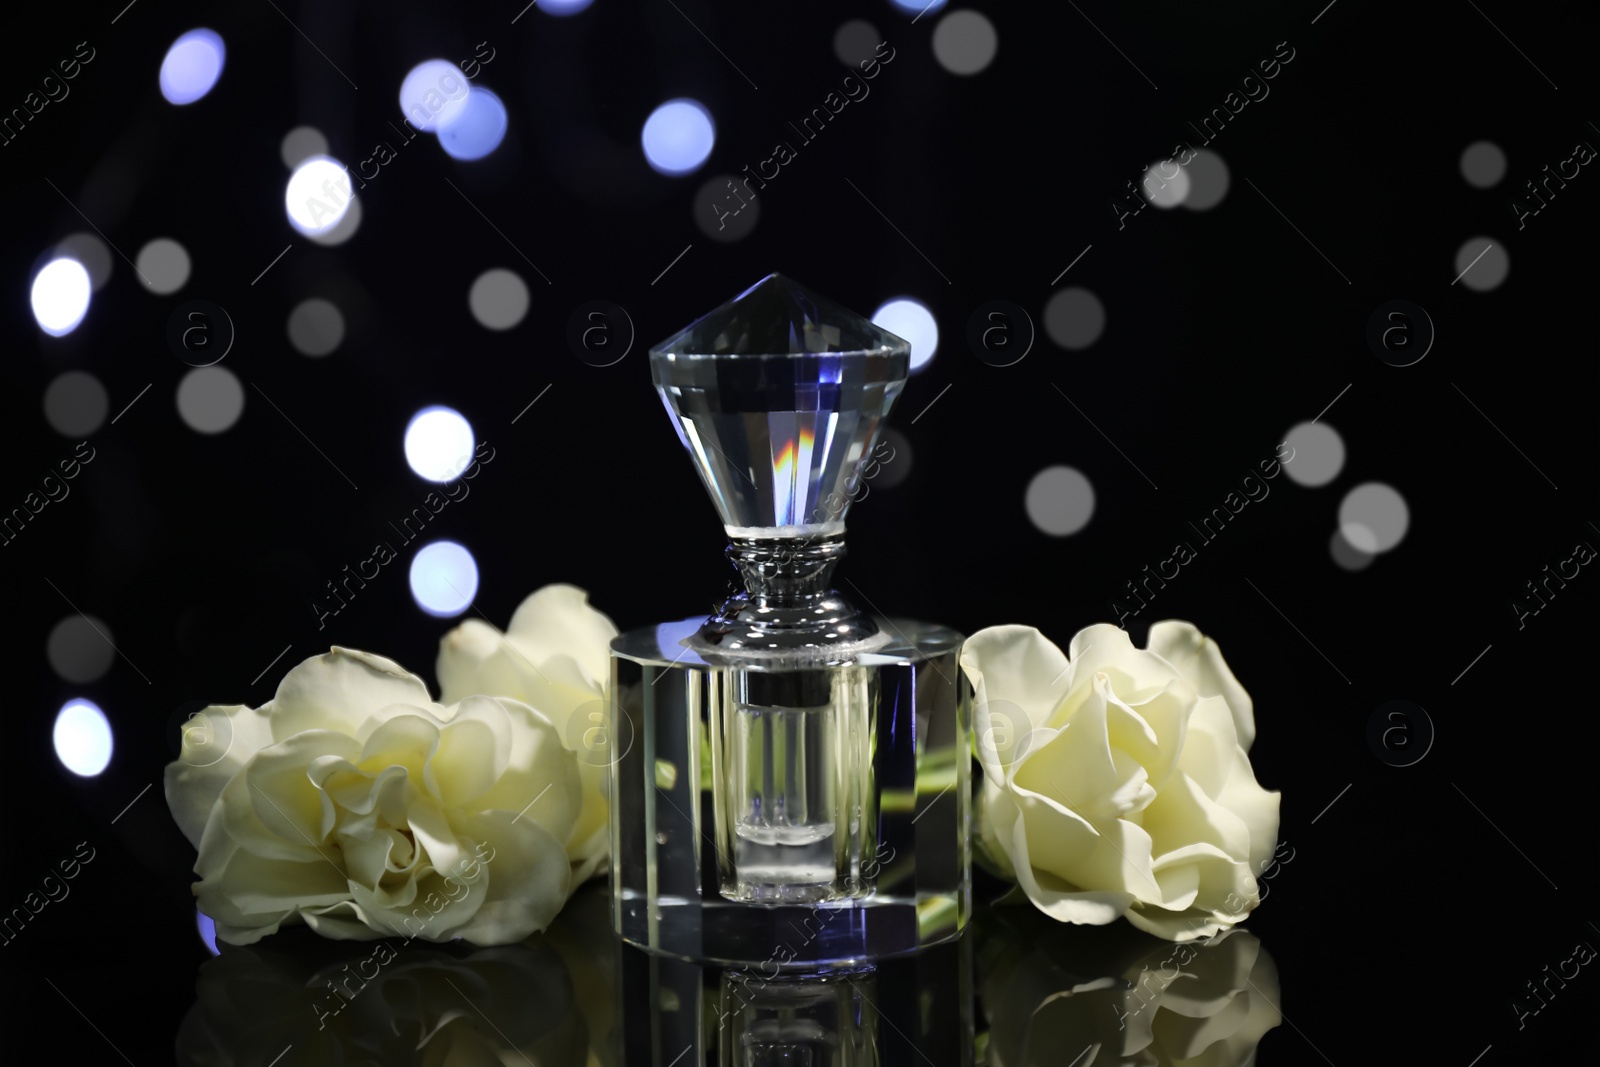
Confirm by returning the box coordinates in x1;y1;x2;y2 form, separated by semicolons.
3;0;1595;1061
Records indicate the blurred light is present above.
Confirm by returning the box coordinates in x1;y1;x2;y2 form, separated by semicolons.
694;173;761;242
404;406;475;482
890;0;946;13
1339;483;1410;554
136;237;191;294
281;125;329;169
833;20;881;67
308;192;361;246
439;88;508;160
1460;141;1506;188
541;0;595;15
1025;466;1095;536
1454;237;1508;292
1144;160;1189;208
1042;287;1105;350
1330;528;1375;571
399;59;470;132
641;99;715;176
872;298;938;372
54;233;112;290
160;29;225;105
43;371;108;436
31;258;91;336
931;10;998;75
54;699;113;777
409;541;479;617
287;298;345;357
1181;150;1230;211
176;366;245;434
1280;422;1345;487
468;269;529;330
47;614;115;684
196;909;220;955
285;157;354;236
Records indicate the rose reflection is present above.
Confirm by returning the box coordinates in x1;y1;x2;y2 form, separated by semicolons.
178;886;620;1066
977;904;1281;1067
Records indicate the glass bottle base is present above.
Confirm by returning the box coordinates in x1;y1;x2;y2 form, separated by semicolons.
608;616;971;967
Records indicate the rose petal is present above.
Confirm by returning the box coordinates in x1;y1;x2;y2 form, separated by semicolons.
270;647;434;742
1147;620;1256;751
163;703;275;849
504;584;618;690
961;626;1073;780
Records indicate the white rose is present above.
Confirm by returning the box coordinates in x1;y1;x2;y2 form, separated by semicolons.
164;647;584;947
436;583;618;883
961;621;1280;941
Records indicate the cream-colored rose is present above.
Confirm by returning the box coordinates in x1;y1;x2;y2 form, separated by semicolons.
961;621;1280;941
436;584;618;883
164;647;583;947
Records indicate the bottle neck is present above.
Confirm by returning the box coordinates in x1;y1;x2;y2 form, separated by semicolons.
698;534;879;651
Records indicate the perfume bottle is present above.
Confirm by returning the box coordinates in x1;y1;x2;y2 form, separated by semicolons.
608;274;971;967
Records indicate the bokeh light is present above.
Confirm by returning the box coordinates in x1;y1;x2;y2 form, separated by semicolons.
399;59;471;131
285;156;355;236
404;406;475;482
1042;287;1105;350
1339;482;1410;554
31;258;91;337
890;0;947;14
1144;160;1189;208
1454;237;1508;292
1330;528;1375;572
1281;422;1346;487
176;367;245;434
540;0;595;16
54;699;113;777
468;269;529;330
834;20;881;67
1460;141;1506;188
287;298;345;357
1181;149;1231;211
136;238;191;294
43;371;109;436
409;541;479;617
694;174;761;242
308;191;362;246
159;29;226;106
47;614;116;684
54;233;112;290
280;125;329;169
438;88;508;160
932;10;998;75
1025;465;1095;536
872;298;938;372
641;99;716;176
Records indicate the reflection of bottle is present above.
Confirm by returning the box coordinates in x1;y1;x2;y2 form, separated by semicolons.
609;274;971;966
612;916;973;1065
719;970;877;1067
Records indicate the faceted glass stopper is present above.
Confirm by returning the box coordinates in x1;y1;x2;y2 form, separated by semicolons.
650;273;910;539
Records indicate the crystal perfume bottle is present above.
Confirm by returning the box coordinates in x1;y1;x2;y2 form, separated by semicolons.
608;274;971;967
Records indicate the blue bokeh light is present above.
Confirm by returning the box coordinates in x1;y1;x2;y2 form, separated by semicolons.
409;541;480;617
54;699;113;777
641;99;716;176
160;29;226;105
399;59;471;132
872;298;939;372
439;88;509;160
